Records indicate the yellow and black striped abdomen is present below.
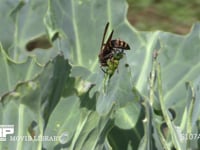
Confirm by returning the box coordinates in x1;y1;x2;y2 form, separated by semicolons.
110;40;130;50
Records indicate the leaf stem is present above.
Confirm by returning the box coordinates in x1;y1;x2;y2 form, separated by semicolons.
156;59;183;150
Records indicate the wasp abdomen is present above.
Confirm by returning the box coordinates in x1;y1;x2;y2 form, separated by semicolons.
110;40;130;50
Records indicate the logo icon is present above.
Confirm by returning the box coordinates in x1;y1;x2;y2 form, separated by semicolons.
0;125;14;141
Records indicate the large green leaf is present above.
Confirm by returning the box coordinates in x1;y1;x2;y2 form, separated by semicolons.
0;54;72;149
0;0;58;63
156;25;200;122
46;0;142;127
0;45;42;96
44;84;114;150
1;0;200;149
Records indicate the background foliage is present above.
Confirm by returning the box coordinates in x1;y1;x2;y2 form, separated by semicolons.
127;0;200;34
0;0;200;150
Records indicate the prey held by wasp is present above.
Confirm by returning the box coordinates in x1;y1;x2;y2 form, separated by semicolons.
98;22;130;78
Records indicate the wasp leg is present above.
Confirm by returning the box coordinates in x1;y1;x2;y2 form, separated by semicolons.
100;66;107;73
116;67;119;73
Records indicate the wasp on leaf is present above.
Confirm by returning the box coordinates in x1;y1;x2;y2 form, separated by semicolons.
98;22;130;78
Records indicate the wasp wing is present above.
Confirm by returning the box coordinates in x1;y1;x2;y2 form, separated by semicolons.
103;29;113;50
100;22;113;51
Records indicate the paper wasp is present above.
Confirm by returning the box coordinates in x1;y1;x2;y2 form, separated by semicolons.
98;22;130;77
